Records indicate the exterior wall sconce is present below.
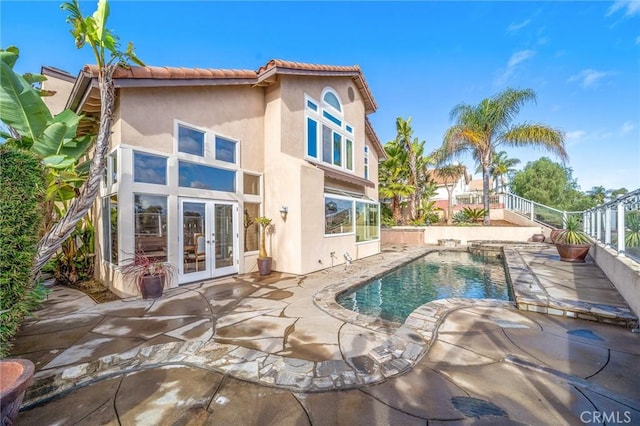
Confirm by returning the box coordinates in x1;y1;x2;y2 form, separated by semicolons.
280;206;288;221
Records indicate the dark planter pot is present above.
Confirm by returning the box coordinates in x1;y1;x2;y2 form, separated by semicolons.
139;274;164;299
257;257;272;276
555;243;591;263
1;358;35;425
550;229;563;243
532;234;545;243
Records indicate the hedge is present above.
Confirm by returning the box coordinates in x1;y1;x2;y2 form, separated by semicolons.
0;146;47;357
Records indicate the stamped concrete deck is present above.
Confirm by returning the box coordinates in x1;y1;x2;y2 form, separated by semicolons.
10;244;640;425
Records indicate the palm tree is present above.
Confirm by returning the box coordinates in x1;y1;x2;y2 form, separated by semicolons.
587;186;607;204
442;88;566;225
379;142;414;224
609;188;628;200
492;151;520;193
395;117;419;221
32;0;143;273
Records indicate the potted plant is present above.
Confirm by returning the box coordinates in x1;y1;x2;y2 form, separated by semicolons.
555;216;592;263
254;216;272;275
120;252;176;299
0;358;35;425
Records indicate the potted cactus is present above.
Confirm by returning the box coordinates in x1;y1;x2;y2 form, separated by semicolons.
254;216;272;275
555;216;591;263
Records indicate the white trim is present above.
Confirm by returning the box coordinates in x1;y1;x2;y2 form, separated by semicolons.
174;119;240;171
324;194;355;237
321;86;343;114
304;90;354;174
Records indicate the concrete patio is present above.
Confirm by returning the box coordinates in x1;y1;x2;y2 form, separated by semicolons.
9;244;640;425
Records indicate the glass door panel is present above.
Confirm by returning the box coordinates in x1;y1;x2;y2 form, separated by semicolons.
215;204;235;271
181;201;209;278
179;199;238;283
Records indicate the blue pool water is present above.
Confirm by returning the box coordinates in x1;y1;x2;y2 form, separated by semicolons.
336;251;511;323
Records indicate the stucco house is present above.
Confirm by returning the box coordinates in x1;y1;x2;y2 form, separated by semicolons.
41;60;385;297
427;168;472;212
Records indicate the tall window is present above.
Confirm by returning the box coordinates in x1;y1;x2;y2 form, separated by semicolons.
244;203;260;252
364;146;369;180
356;202;379;242
134;194;168;260
305;88;354;172
102;195;118;264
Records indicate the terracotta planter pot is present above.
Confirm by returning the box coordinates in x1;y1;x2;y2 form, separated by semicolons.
1;358;35;425
555;243;591;263
550;229;563;243
257;257;272;275
531;234;545;243
139;274;164;299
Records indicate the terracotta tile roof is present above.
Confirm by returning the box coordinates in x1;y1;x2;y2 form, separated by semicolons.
83;59;377;113
257;59;362;74
365;117;385;160
83;64;257;79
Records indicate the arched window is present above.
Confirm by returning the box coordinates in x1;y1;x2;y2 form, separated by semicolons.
322;89;342;113
305;87;354;172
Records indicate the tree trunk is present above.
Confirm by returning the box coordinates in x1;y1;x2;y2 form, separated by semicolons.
482;163;491;225
32;66;115;275
408;151;417;221
446;185;454;225
392;196;401;224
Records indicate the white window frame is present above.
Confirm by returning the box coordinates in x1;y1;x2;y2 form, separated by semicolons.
174;120;240;171
304;89;354;173
355;200;380;244
323;193;355;237
364;145;370;180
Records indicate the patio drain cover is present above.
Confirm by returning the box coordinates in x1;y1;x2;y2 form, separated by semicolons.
451;396;508;418
567;329;604;341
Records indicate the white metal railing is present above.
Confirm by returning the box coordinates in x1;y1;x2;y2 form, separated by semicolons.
505;190;640;262
584;188;640;262
504;193;581;229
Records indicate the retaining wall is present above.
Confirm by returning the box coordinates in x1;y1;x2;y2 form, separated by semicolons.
381;225;543;246
590;243;640;318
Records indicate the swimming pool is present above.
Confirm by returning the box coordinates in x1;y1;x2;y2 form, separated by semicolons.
336;250;511;323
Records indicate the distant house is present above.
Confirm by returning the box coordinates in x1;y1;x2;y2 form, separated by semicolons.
41;60;385;296
427;168;472;212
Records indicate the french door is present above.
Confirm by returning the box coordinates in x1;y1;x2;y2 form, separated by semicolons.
179;198;238;283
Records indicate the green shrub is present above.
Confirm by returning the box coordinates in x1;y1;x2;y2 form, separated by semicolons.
453;210;471;224
461;207;487;223
53;217;95;285
0;147;48;356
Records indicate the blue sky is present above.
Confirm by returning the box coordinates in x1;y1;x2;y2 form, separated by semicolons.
2;1;639;192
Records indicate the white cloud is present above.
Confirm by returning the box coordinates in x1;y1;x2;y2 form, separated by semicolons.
606;1;640;17
566;130;586;140
621;121;636;135
567;69;612;88
565;130;587;145
494;50;536;86
507;50;536;68
507;19;531;33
